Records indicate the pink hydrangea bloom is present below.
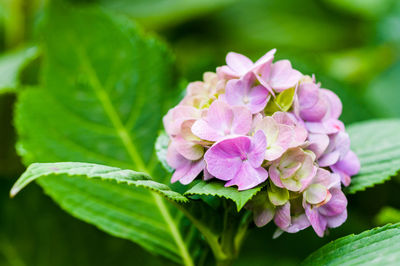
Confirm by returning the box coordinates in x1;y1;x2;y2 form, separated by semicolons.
258;60;303;93
254;112;308;161
204;131;268;190
269;148;317;192
167;144;206;185
191;100;252;142
273;202;310;236
217;49;276;80
225;72;270;114
303;169;347;237
180;72;225;109
163;49;360;238
295;80;344;135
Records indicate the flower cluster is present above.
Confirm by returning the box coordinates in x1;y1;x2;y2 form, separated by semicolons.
163;49;360;237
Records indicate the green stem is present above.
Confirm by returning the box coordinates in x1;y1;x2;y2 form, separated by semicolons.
173;202;228;261
174;201;252;266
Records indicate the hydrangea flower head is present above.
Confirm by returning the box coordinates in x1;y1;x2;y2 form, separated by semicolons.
163;49;360;237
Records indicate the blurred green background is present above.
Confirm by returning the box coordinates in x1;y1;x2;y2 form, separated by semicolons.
1;0;400;265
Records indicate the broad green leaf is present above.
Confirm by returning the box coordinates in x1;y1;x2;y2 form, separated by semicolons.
155;131;173;173
11;162;192;263
302;223;400;265
11;162;188;202
184;181;262;211
347;119;400;193
0;45;39;93
15;3;197;265
375;207;400;225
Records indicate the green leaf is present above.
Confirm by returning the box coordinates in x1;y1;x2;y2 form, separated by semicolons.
155;131;173;173
375;207;400;225
347;119;400;193
14;3;197;265
0;45;39;93
302;223;400;265
184;181;262;211
11;162;188;202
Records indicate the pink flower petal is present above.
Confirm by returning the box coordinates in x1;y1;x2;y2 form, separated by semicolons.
318;150;340;167
176;160;206;185
321;89;342;120
252;48;276;72
319;188;347;217
248;130;267;167
168;145;205;184
304;204;326;237
231;106;253;135
191;119;222;141
274;202;291;229
226;73;270;114
173;136;204;161
269;165;285;188
308;133;329;159
254;207;275;227
269;60;302;92
285;214;311;233
326;209;347;228
216;65;237;79
226;52;254;75
192;100;252;141
225;161;269;190
204;136;251;181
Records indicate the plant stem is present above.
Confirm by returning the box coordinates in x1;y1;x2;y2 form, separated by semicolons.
173;200;252;265
173;202;228;261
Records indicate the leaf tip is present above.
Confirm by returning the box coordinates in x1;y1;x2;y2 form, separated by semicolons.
9;185;20;198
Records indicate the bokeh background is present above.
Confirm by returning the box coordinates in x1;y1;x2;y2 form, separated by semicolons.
1;0;400;265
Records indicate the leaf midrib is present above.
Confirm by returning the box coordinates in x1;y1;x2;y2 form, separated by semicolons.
75;43;193;266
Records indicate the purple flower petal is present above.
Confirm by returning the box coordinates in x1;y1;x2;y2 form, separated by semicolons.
274;202;291;229
285;214;311;233
167;145;205;185
298;83;328;122
254;207;275;227
318;150;340;167
267;60;302;92
225;161;269;190
318;188;347;217
248;130;268;167
226;73;270;114
331;151;360;186
204;136;249;181
304;204;327;237
308;133;329;159
321;89;342;120
255;116;294;161
326;209;347;228
269;165;285;188
226;52;253;75
252;49;276;72
163;106;201;136
191;100;252;141
205;132;268;189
